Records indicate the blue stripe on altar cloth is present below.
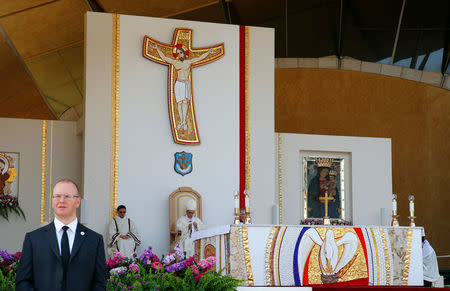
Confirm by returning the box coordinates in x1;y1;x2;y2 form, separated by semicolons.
293;227;310;286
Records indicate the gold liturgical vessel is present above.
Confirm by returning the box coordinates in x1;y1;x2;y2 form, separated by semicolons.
391;194;399;226
233;192;240;224
408;194;415;227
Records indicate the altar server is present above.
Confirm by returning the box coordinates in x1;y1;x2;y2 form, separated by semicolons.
107;205;141;259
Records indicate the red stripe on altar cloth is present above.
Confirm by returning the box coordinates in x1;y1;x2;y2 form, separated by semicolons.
303;247;313;285
239;25;246;208
354;227;369;285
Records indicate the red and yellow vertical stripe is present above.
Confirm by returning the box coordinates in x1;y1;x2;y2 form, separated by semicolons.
239;26;250;207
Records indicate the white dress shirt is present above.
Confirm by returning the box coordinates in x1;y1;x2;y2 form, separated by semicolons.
54;217;78;254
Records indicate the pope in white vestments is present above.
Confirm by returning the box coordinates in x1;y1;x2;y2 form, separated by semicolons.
176;199;203;257
108;205;141;259
422;238;440;286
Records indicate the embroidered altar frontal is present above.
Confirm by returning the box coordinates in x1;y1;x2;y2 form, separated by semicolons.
195;225;423;287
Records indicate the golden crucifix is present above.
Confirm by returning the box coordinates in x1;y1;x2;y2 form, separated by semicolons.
143;28;225;145
319;192;335;225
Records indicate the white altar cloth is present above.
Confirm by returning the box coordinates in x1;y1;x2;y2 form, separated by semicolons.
194;225;424;287
191;224;230;241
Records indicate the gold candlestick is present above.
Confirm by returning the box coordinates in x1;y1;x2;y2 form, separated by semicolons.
234;207;240;224
408;195;415;227
244;190;252;224
391;194;399;226
234;193;240;224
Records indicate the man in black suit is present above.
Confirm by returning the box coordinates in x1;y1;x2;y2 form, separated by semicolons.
16;179;106;290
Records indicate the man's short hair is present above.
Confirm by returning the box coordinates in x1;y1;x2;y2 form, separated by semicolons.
54;178;79;194
117;205;126;212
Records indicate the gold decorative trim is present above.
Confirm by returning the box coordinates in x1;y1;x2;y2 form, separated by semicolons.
219;235;222;270
265;227;276;285
242;225;254;286
245;26;250;190
110;13;120;219
274;226;286;286
225;233;230;274
370;228;380;285
40;120;47;224
47;121;54;222
380;228;390;285
277;133;282;223
402;228;413;285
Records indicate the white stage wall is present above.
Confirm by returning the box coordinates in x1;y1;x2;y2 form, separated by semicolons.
279;133;392;226
84;12;274;255
0;118;81;252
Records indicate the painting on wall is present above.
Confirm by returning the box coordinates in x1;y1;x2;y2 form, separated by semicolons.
0;152;24;220
0;152;19;197
303;156;345;220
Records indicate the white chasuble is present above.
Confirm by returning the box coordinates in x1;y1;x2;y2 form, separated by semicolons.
108;216;141;258
175;215;203;257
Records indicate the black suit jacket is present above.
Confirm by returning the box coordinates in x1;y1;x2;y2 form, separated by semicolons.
16;222;106;291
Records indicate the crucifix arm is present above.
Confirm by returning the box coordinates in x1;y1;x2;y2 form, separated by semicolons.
150;43;176;65
189;49;213;63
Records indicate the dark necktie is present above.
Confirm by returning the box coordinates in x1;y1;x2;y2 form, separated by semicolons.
61;226;70;271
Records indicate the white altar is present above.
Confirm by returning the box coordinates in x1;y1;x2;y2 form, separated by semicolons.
193;225;424;287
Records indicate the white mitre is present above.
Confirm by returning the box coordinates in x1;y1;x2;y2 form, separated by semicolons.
185;199;196;212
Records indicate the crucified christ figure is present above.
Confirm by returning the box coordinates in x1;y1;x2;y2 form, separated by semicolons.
150;42;213;131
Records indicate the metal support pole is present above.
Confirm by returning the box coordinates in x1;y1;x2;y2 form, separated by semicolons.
337;0;345;69
390;0;406;65
284;0;289;57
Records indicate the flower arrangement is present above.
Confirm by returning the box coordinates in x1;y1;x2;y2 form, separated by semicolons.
106;245;240;290
0;195;25;221
300;218;353;226
0;245;240;290
0;249;21;290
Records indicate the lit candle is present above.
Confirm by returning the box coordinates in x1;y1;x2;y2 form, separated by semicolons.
408;194;415;213
234;191;239;209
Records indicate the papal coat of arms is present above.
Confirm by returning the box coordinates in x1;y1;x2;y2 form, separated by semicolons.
174;152;193;176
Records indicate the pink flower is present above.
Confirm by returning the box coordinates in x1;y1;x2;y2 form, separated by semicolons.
14;252;21;260
113;251;125;263
151;261;163;270
198;259;208;269
194;273;205;282
206;256;216;266
106;259;116;268
190;264;199;275
129;263;139;272
150;254;160;263
186;255;197;267
106;251;126;268
198;256;216;270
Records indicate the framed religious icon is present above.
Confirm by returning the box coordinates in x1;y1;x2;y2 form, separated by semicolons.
0;152;20;197
302;153;349;221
